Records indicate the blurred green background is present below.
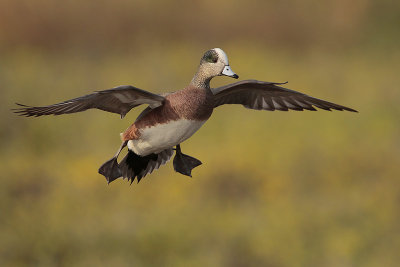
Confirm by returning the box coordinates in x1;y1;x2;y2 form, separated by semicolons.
1;0;400;266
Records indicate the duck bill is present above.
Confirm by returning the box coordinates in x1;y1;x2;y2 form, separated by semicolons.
221;65;239;79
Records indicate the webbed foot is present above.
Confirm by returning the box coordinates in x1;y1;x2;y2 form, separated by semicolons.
173;144;202;177
99;157;122;184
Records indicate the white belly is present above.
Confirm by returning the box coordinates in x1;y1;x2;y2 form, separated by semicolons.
128;119;206;155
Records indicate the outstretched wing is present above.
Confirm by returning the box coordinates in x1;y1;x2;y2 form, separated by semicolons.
13;85;166;118
212;80;357;112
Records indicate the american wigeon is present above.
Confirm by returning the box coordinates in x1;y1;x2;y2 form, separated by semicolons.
14;48;357;184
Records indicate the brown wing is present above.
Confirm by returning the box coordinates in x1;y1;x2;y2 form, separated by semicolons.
212;80;357;112
13;85;166;118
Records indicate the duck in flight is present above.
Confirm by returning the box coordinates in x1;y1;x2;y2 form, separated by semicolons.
13;48;357;184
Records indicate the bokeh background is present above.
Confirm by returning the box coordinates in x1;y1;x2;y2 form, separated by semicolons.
1;0;399;266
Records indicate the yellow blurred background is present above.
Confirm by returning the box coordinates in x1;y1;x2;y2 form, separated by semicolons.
1;0;400;266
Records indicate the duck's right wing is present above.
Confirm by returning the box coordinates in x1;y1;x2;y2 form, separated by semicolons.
13;85;166;119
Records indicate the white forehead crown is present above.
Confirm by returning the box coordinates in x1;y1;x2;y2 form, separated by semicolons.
213;48;229;65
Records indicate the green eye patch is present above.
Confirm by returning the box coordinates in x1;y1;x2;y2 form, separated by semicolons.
202;50;219;63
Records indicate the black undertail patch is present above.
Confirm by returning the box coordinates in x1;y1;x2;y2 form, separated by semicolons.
119;150;158;183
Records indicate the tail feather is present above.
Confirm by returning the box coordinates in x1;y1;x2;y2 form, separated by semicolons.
119;149;174;183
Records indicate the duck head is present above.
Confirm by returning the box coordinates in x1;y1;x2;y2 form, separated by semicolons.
191;48;239;88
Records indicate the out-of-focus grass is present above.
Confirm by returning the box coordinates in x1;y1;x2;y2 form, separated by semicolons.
1;45;399;266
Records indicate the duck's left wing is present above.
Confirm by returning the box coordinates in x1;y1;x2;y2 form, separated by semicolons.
212;80;357;112
13;85;166;119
